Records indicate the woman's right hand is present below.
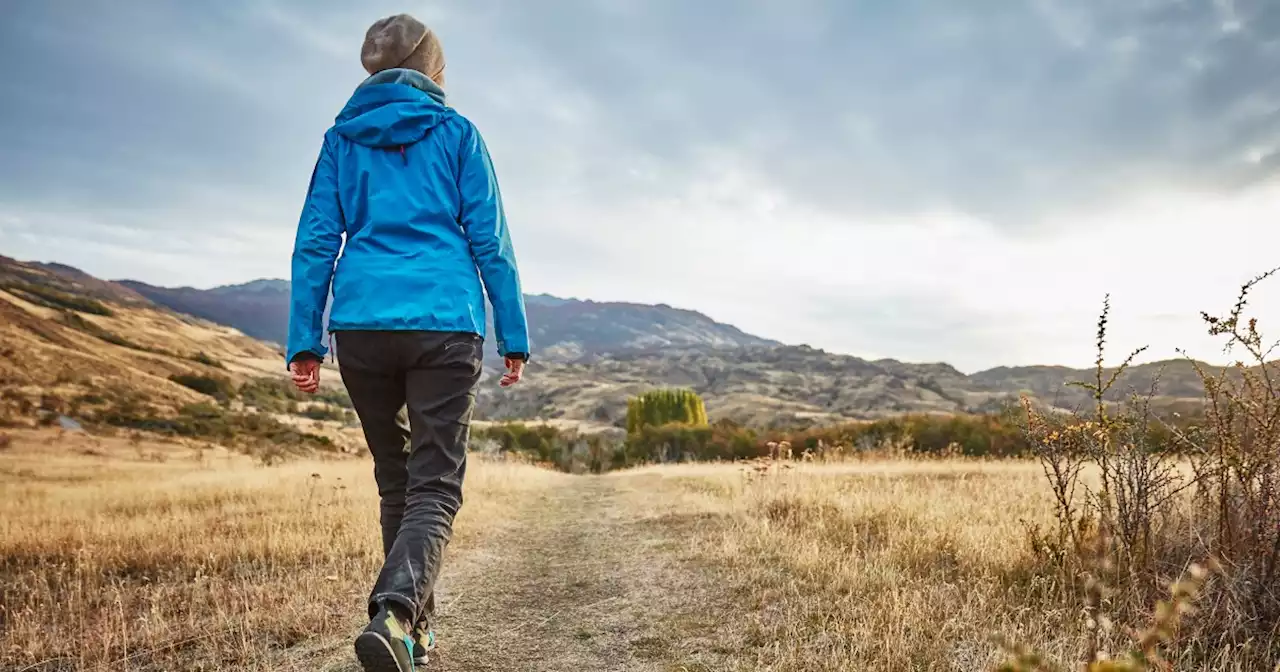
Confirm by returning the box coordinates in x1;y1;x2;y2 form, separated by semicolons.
290;359;321;394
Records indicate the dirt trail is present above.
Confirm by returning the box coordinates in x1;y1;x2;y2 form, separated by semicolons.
311;474;741;672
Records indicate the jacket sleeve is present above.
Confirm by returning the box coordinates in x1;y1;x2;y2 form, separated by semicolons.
457;122;530;357
286;132;344;367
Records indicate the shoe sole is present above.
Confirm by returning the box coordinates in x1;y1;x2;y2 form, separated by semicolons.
354;632;410;672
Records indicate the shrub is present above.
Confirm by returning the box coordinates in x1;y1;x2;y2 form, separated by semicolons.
473;423;567;464
168;374;235;402
470;423;620;473
301;405;347;422
188;352;225;369
4;282;113;315
477;411;1041;474
38;393;63;414
1185;269;1280;647
92;399;332;455
57;312;142;349
623;422;760;464
1007;269;1280;669
238;377;353;413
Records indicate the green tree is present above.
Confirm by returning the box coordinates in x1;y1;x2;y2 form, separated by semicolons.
625;388;708;435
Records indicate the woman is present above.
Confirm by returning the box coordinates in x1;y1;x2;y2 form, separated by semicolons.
286;14;530;672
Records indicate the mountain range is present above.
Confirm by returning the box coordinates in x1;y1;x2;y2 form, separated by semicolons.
119;279;779;361
3;255;1215;428
122;276;778;355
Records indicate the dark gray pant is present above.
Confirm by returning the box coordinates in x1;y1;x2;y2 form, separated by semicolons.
334;330;483;628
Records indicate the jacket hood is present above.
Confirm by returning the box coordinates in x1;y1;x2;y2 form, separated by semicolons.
333;68;453;148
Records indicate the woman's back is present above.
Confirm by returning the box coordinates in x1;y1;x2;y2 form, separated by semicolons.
287;68;529;363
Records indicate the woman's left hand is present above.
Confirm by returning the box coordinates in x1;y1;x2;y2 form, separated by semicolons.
500;357;524;387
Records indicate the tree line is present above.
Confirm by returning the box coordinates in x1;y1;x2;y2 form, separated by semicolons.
473;388;1198;473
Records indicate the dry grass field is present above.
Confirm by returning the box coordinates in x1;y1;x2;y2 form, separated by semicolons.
649;460;1068;670
0;428;1270;672
0;429;560;671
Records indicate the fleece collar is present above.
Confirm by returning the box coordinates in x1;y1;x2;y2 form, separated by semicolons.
358;68;446;106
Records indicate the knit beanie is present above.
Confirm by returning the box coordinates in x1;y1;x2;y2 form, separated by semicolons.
360;14;445;84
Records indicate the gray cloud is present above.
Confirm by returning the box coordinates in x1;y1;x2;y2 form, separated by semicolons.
4;1;1277;226
475;0;1280;225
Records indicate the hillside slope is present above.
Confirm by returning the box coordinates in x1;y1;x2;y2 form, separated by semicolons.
0;257;364;453
1;257;283;411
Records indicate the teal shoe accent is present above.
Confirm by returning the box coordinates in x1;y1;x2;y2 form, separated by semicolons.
412;627;435;665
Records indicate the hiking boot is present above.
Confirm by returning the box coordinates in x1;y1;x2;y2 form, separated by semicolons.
412;626;436;666
354;602;416;672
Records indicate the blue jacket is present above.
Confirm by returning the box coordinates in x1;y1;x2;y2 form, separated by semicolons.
286;69;529;365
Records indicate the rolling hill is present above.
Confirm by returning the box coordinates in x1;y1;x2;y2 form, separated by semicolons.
0;255;373;454
481;344;1215;427
0;255;282;419
3;256;1220;429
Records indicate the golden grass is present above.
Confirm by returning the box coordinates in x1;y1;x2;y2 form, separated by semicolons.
0;430;563;671
2;433;1261;671
625;461;1107;671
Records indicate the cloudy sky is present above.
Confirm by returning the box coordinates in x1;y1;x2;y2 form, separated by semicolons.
1;0;1277;371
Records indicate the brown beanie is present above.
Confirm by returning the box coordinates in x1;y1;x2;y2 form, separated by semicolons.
361;14;445;84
